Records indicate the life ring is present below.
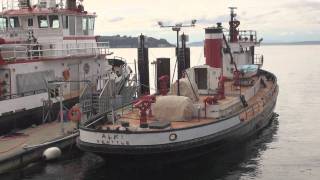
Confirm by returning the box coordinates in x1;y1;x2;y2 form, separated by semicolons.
62;69;70;81
68;106;81;123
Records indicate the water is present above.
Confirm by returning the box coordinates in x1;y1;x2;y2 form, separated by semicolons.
2;45;320;180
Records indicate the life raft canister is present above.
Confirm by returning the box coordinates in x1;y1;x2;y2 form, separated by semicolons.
62;69;70;81
68;106;81;123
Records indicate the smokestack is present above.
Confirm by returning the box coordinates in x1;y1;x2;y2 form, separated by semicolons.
204;27;223;68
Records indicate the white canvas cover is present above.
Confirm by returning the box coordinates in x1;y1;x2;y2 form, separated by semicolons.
152;96;194;122
170;78;199;102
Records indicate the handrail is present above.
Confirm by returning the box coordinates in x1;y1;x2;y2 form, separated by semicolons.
0;41;110;61
99;79;110;99
224;29;258;43
1;0;38;12
254;54;264;66
0;88;47;101
241;77;278;121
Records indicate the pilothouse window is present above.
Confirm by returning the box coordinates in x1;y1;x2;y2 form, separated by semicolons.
0;17;8;30
28;18;33;27
62;16;69;29
194;68;208;90
9;17;20;28
82;17;88;35
89;18;94;30
49;15;60;29
38;16;48;28
82;17;88;31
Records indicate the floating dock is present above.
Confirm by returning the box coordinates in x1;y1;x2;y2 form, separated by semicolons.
0;121;78;174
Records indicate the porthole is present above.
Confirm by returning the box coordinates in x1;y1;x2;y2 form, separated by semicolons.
169;133;178;141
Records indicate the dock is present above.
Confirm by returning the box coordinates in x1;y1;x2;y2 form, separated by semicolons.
0;121;78;174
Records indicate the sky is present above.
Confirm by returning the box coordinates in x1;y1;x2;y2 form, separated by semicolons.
83;0;320;43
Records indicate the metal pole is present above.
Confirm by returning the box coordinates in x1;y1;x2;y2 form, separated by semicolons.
60;85;64;135
176;29;180;96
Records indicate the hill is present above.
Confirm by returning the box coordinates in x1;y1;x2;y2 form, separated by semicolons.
97;35;174;48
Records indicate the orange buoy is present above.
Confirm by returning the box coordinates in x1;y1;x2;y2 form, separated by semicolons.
68;106;81;123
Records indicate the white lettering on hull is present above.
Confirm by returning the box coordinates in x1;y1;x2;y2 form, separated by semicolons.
80;116;240;146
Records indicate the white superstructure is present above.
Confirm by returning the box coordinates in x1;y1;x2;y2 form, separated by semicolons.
0;0;110;118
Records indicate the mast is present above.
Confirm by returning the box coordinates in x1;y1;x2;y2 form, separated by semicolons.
158;20;196;96
229;7;240;43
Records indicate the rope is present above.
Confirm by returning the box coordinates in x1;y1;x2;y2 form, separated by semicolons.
171;59;177;84
197;49;204;65
184;70;198;100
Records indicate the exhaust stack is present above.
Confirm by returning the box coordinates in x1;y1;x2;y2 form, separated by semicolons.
204;27;223;68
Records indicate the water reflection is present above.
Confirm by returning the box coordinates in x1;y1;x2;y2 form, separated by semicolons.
82;115;280;180
1;115;279;180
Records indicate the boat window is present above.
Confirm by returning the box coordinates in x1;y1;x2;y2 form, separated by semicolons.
194;68;208;89
62;15;69;29
38;16;48;28
28;18;33;27
76;16;83;35
82;17;88;35
82;17;88;30
49;15;60;29
0;17;8;30
69;16;75;35
9;17;20;28
88;17;95;30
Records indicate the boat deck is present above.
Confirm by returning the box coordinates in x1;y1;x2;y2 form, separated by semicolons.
97;75;275;132
0;121;76;160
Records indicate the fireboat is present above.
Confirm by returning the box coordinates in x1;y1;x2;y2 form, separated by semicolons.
77;7;279;162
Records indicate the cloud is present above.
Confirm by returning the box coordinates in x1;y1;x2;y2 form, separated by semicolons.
108;17;124;23
82;0;320;42
197;15;230;25
286;0;320;11
253;10;281;19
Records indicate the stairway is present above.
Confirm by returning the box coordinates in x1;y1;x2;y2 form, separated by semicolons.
91;92;100;114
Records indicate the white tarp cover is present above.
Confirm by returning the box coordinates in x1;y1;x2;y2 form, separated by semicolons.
170;78;199;102
152;96;195;122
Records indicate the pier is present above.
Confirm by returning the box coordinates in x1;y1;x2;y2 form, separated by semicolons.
0;121;77;174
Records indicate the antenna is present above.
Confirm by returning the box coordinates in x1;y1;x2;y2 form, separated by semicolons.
59;0;64;8
158;20;196;96
229;7;237;19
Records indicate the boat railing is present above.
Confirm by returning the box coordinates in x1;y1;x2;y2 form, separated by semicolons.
0;88;46;101
79;83;93;114
0;28;30;37
240;77;278;121
254;54;264;66
0;41;110;62
224;30;257;43
1;0;36;11
80;75;139;124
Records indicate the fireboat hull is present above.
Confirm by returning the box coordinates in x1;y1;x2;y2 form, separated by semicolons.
77;88;278;163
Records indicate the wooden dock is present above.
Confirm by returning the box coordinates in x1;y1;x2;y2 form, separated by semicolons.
0;121;78;174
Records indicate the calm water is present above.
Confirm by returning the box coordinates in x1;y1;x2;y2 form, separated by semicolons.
2;45;320;180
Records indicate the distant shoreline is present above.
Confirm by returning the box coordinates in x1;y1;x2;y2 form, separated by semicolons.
188;41;320;47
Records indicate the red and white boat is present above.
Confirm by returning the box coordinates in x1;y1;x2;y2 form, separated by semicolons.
0;0;113;135
77;8;279;162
